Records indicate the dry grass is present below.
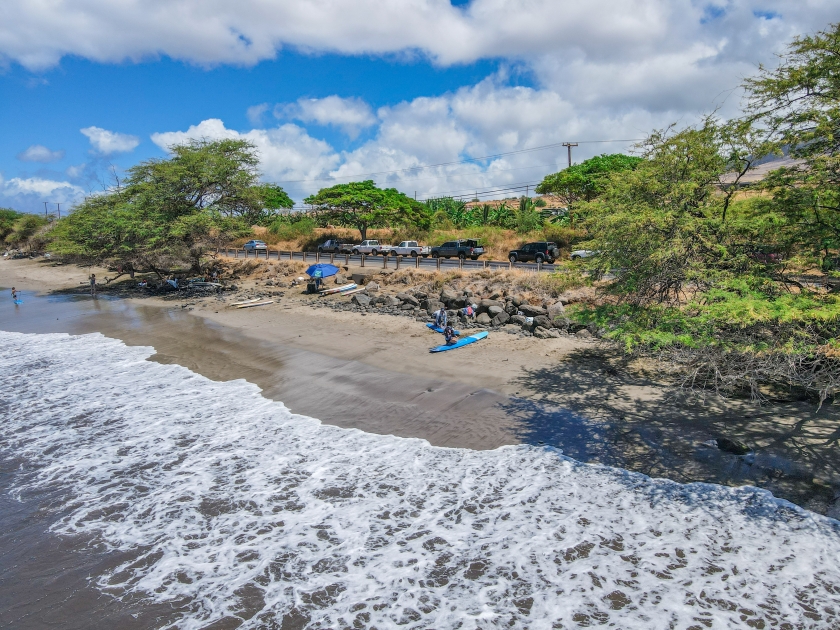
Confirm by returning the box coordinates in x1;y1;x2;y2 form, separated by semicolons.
233;225;585;261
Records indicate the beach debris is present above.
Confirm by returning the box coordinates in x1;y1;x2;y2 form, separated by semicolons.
716;437;751;456
235;300;274;309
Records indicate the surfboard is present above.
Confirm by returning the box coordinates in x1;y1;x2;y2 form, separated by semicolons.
342;287;367;296
426;323;460;335
235;300;273;309
320;283;357;295
430;331;487;353
229;298;263;307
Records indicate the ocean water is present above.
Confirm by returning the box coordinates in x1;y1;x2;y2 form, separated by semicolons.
1;331;839;629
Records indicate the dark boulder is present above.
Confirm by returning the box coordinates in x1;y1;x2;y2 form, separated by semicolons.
396;292;419;306
352;294;371;306
478;299;504;314
440;288;459;305
533;315;552;329
519;303;547;317
491;310;511;327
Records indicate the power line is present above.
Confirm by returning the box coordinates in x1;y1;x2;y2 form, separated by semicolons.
278;138;643;185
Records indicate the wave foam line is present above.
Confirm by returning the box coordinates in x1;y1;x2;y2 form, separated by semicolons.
1;331;839;629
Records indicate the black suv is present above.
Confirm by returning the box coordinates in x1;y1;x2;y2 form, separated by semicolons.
508;242;560;264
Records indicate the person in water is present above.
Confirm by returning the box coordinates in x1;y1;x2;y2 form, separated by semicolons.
443;325;459;345
11;287;18;301
433;307;448;329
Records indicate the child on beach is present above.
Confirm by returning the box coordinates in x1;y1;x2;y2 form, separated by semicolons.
89;273;96;296
443;325;459;345
11;287;18;301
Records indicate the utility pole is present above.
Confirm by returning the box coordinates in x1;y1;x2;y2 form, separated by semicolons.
44;202;49;219
56;203;61;219
562;142;578;168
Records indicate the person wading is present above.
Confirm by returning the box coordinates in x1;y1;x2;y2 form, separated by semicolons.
89;273;96;296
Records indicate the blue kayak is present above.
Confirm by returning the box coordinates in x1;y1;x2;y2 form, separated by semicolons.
426;323;460;335
430;331;488;353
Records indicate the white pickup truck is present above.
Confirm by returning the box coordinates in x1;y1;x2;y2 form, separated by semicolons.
351;240;388;255
387;241;430;257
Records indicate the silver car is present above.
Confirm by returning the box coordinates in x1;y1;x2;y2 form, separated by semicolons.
243;240;267;251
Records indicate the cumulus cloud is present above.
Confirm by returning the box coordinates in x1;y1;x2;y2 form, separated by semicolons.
16;144;65;163
151;118;340;189
2;1;836;174
278;96;377;139
0;174;86;212
80;126;140;154
152;77;673;203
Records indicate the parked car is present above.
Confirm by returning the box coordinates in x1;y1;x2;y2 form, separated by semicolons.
317;239;353;254
243;240;267;251
430;239;485;260
352;240;387;255
570;249;598;260
388;241;431;257
508;242;560;264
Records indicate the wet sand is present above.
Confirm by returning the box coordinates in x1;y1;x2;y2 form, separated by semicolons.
1;257;838;516
1;258;840;628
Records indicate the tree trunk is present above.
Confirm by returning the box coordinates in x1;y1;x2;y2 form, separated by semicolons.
359;224;368;241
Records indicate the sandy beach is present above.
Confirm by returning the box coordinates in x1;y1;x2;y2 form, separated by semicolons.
1;256;839;518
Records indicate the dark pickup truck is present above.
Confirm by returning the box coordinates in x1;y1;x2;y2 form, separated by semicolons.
430;239;485;260
508;242;560;264
317;239;354;254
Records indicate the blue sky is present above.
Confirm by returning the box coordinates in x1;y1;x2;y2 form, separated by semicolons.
1;0;837;212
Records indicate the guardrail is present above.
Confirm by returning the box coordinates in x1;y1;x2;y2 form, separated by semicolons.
216;248;558;273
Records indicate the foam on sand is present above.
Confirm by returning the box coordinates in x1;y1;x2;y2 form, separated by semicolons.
1;330;838;629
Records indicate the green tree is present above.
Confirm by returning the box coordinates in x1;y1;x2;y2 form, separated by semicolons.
0;208;23;242
304;180;424;240
582;117;774;303
4;212;49;250
745;22;840;259
51;139;274;274
536;154;643;211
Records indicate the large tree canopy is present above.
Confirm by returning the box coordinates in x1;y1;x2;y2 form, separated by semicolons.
746;22;840;258
304;180;426;240
535;154;643;207
51;139;288;273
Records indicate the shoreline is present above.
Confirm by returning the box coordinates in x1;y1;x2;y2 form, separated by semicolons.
1;257;839;517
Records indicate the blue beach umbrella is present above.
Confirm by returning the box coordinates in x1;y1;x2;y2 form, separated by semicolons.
305;263;340;279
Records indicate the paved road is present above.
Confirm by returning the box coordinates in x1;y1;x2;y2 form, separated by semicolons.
220;248;561;273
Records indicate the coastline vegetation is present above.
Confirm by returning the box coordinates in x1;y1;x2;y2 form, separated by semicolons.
17;21;837;402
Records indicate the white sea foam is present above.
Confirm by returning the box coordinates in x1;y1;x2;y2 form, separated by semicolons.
1;330;839;629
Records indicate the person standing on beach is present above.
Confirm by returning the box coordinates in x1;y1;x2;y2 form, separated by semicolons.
89;273;96;296
433;307;447;329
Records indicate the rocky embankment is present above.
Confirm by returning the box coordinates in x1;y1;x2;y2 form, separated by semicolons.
312;278;593;341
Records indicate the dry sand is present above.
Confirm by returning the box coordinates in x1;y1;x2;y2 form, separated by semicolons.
1;257;839;517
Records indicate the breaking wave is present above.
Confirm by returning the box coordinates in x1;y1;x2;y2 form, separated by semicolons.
0;331;838;629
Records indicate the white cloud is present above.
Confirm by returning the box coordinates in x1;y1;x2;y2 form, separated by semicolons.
151;118;340;189
278;96;377;139
2;0;837;172
151;78;674;203
16;144;65;163
246;103;270;126
80;126;140;154
0;174;86;212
